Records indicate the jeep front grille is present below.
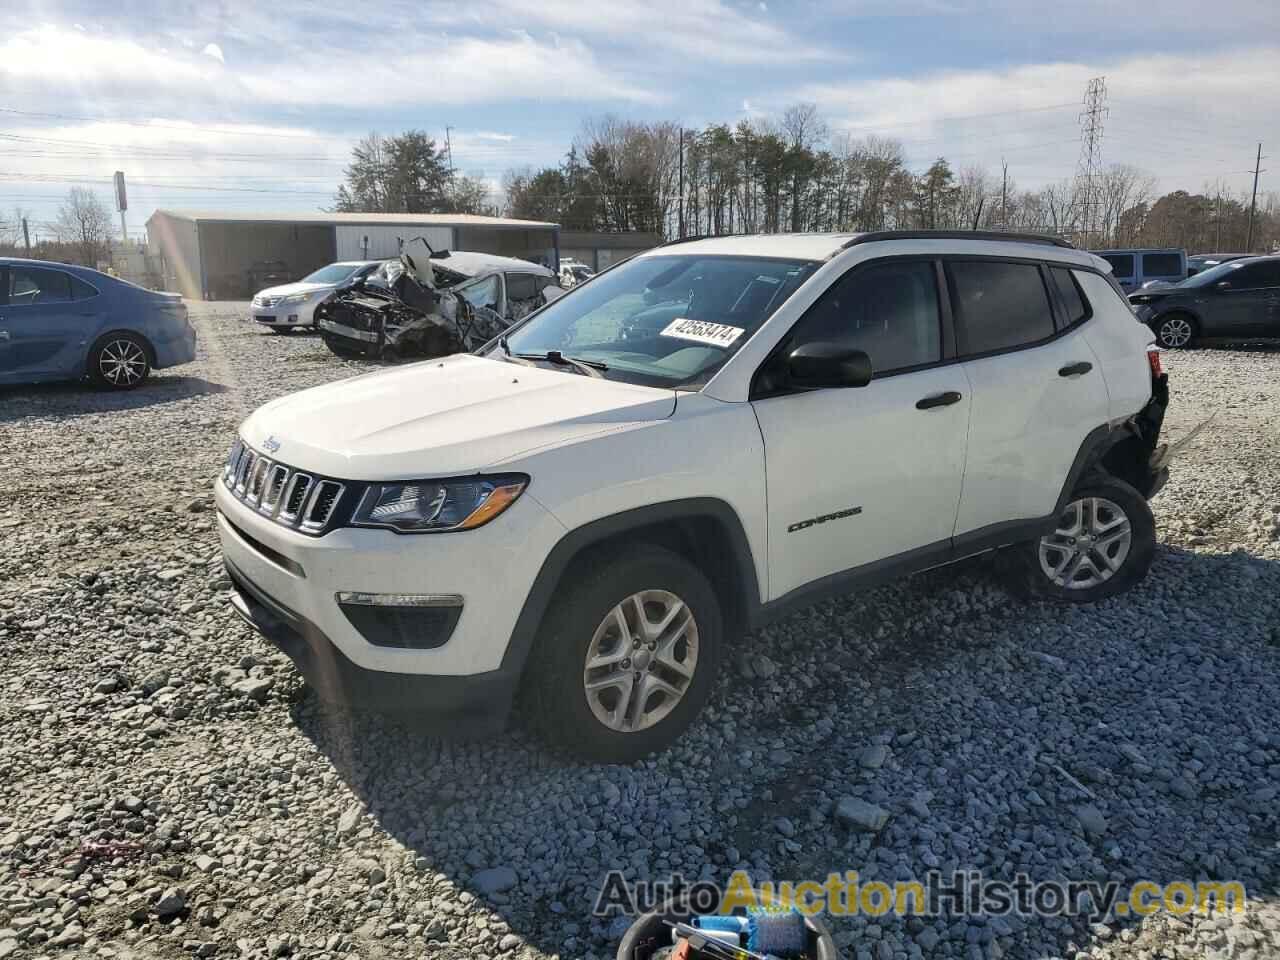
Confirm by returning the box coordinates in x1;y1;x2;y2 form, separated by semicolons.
222;440;348;536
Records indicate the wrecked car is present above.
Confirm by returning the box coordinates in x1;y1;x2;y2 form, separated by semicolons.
315;242;563;361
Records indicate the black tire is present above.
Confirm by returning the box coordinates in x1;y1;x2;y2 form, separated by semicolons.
1152;312;1198;349
88;332;151;390
1022;475;1156;603
524;544;723;763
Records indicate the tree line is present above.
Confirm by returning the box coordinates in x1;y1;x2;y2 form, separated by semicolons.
498;105;1278;253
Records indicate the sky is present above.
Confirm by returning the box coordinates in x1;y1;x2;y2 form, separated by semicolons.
2;0;1277;240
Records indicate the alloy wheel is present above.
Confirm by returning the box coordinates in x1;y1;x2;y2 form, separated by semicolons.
582;589;699;733
1158;315;1193;348
1038;497;1133;590
99;339;147;386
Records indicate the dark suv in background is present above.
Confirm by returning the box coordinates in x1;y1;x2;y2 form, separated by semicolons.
1130;255;1280;348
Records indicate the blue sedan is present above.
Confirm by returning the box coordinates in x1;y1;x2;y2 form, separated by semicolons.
0;258;197;390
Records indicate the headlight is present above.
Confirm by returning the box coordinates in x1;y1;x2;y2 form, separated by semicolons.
350;474;528;533
280;292;312;305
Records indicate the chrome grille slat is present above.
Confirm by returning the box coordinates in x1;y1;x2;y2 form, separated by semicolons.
280;472;313;524
260;464;290;515
301;480;344;532
222;440;345;536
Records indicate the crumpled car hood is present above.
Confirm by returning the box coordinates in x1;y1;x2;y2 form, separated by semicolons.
241;354;676;480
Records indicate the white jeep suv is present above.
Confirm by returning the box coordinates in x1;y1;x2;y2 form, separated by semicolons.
217;231;1169;763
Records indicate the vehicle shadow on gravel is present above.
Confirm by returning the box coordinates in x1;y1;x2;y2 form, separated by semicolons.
0;375;228;422
286;542;1280;960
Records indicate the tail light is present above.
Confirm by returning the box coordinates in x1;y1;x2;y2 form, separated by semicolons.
1147;347;1163;378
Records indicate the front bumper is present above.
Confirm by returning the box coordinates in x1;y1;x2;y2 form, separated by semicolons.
317;318;378;343
225;559;513;730
252;299;321;327
214;479;566;713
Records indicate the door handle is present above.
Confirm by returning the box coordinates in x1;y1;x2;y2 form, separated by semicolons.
916;391;962;410
0;329;8;341
1058;361;1093;377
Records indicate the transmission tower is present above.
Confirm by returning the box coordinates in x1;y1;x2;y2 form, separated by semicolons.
1073;77;1108;243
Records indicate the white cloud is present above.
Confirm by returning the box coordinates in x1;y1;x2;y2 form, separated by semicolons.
428;0;831;65
0;24;661;115
790;47;1280;190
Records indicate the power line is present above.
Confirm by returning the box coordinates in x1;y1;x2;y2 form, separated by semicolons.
0;106;350;142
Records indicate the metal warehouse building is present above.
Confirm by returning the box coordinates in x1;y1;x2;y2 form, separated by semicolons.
145;210;560;300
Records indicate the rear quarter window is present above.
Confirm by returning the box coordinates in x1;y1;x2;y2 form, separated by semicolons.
1049;267;1091;328
1101;254;1135;279
1141;253;1183;277
947;260;1055;356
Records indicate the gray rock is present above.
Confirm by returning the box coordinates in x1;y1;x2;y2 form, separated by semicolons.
498;933;522;952
1074;804;1108;838
154;888;186;918
859;744;889;769
337;804;362;836
472;866;518;895
232;677;273;702
835;797;890;832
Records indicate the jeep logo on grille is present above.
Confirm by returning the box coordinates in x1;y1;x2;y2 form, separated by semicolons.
262;435;282;453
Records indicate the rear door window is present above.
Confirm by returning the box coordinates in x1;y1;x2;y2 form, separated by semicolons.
70;276;99;300
1049;267;1091;328
1101;254;1135;280
1142;252;1183;277
1231;261;1280;289
948;260;1055;356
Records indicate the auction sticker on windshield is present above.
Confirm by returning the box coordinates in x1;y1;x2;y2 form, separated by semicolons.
660;318;746;348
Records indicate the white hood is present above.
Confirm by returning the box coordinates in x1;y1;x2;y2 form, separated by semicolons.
255;281;335;299
241;354;676;480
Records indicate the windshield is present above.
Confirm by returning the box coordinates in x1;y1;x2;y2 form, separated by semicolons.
493;254;817;389
1180;260;1247;287
303;263;362;284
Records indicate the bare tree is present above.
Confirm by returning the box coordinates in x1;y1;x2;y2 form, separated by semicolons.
54;188;113;266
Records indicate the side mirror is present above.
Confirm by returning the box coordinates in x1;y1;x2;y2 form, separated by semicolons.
786;342;872;389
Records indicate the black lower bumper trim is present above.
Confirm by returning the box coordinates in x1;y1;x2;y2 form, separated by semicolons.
224;560;514;733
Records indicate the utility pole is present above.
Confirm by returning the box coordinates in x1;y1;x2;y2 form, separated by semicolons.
21;217;30;254
1073;77;1108;244
1000;158;1009;229
1246;143;1264;253
444;127;456;208
677;128;685;239
1214;190;1222;252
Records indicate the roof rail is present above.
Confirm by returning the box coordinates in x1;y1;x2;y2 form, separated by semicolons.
658;233;719;247
839;230;1075;250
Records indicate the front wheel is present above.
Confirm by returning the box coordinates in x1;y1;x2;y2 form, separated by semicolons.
89;332;151;390
525;545;722;763
1153;312;1197;349
1024;476;1155;603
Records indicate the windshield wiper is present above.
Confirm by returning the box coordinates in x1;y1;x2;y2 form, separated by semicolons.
515;350;607;378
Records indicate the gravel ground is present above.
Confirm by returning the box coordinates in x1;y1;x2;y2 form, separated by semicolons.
1;303;1278;960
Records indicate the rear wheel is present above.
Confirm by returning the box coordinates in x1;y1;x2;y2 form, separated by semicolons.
1024;476;1155;603
89;332;151;390
525;544;722;763
1153;312;1197;349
